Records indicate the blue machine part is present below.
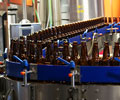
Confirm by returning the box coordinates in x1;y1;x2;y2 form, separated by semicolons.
6;24;120;83
68;26;109;44
6;61;71;82
13;55;29;69
6;61;30;79
57;57;75;69
68;35;81;44
37;57;74;82
80;66;120;83
37;64;71;82
42;25;120;57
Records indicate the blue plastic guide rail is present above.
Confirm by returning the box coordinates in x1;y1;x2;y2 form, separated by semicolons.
82;29;88;38
94;28;98;33
57;57;75;69
13;55;29;68
108;22;116;27
114;57;120;62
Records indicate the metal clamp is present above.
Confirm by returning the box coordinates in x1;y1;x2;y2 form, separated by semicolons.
57;57;79;88
13;55;34;86
20;69;33;86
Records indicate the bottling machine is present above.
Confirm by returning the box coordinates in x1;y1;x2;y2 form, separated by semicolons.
0;17;120;100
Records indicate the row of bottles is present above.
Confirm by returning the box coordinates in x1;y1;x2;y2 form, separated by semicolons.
104;17;120;24
9;36;120;66
22;17;105;43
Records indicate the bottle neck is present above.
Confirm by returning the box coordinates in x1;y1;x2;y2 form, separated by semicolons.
103;43;110;59
72;45;78;58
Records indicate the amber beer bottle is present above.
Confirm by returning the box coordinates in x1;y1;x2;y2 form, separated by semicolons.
51;41;59;65
20;36;25;43
101;42;110;66
90;41;101;66
36;40;45;64
71;41;79;65
110;42;119;66
62;41;71;62
29;40;36;63
79;41;88;66
26;36;31;62
45;40;53;64
11;39;19;61
9;39;14;61
18;39;26;60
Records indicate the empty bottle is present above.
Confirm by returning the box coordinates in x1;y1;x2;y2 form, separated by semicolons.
110;42;119;66
18;39;26;60
79;41;88;66
9;39;14;61
45;40;53;64
101;42;110;66
36;40;45;64
90;41;101;66
51;41;59;65
29;40;36;63
71;41;79;65
62;41;71;62
11;39;19;62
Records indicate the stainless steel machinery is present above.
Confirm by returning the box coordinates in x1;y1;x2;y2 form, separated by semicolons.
2;17;120;100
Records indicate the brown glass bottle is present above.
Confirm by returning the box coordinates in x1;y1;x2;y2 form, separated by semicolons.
26;39;31;61
79;41;88;66
110;42;119;66
36;40;45;64
13;39;19;55
51;41;59;65
20;36;25;43
101;42;110;66
32;32;38;43
71;41;79;65
18;39;26;60
9;39;14;61
90;41;101;66
62;41;71;62
29;40;36;63
12;39;19;61
104;17;107;23
113;17;117;23
109;17;112;23
45;40;53;65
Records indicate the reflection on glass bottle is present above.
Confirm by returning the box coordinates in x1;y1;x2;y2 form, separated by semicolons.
110;42;119;66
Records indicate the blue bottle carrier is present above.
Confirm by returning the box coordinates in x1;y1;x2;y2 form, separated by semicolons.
6;24;120;83
6;59;120;83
